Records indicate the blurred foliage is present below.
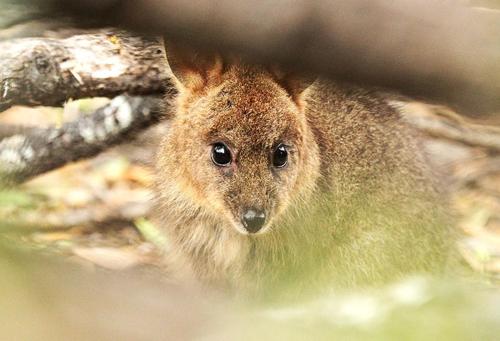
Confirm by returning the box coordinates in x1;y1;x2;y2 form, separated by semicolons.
0;220;499;340
229;277;500;341
134;217;169;249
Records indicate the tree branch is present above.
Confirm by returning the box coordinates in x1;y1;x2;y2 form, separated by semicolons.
0;31;171;112
22;0;500;115
395;101;500;153
0;95;163;184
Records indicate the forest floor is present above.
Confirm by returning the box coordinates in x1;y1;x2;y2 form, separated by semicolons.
1;100;499;285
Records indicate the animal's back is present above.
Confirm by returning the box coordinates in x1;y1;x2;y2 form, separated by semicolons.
306;81;435;192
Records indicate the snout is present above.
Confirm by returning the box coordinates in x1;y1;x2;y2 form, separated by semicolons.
241;208;266;233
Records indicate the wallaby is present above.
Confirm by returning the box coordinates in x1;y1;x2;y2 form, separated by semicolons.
155;48;456;297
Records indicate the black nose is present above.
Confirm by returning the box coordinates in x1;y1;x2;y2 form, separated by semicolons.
241;208;266;233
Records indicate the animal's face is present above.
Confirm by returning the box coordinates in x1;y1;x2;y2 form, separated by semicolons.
159;50;318;235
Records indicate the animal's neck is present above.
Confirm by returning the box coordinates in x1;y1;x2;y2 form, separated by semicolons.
174;194;325;288
163;186;320;287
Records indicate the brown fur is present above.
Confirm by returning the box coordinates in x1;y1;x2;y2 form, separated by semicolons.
155;49;455;296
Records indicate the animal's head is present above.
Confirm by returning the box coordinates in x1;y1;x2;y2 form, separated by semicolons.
158;47;320;235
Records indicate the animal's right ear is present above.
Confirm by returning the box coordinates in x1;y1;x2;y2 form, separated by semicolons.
165;44;224;91
268;65;316;105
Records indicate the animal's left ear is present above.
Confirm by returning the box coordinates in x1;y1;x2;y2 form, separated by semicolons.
269;66;316;104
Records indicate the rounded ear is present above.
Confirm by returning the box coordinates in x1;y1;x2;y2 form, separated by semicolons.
165;43;224;91
269;66;316;103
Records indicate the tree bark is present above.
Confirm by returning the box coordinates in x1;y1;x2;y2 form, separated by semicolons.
0;31;171;112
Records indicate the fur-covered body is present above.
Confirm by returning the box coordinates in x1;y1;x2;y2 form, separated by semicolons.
155;58;454;293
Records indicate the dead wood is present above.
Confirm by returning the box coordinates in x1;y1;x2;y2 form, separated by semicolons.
0;31;171;112
0;95;162;184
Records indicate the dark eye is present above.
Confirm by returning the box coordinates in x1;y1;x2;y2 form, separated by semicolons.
211;142;232;166
272;144;288;168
